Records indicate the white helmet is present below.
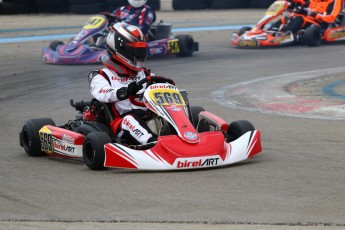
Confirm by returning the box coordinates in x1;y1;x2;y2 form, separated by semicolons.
106;22;146;72
128;0;147;8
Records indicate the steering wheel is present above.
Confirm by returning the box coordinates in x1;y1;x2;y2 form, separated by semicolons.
99;12;119;25
129;76;175;107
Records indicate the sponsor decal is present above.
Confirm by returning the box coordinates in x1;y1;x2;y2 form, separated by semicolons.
272;33;293;43
328;30;345;39
149;47;164;55
177;157;220;168
99;88;114;93
123;117;144;138
54;140;76;153
62;134;74;143
184;131;197;140
238;40;258;47
169;107;181;111
149;84;176;90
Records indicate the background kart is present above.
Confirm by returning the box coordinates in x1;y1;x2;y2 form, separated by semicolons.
19;77;262;171
42;13;199;64
232;0;345;48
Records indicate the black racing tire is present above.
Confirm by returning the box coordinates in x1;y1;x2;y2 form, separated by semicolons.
70;2;108;14
304;26;322;47
189;106;205;128
211;0;249;9
249;0;275;8
238;26;252;36
49;41;64;51
83;132;111;170
175;34;195;57
226;120;255;142
172;0;210;10
21;118;55;157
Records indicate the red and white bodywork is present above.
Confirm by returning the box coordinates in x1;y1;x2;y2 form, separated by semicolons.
39;125;84;158
104;83;262;170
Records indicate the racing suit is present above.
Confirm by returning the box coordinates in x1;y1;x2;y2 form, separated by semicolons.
273;0;343;33
88;58;156;145
307;0;343;24
113;5;155;35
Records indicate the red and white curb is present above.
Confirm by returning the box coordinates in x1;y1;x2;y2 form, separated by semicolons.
211;67;345;120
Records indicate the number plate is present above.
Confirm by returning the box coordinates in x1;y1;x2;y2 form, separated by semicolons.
168;39;180;54
84;16;106;30
266;1;285;15
39;126;53;154
148;88;185;106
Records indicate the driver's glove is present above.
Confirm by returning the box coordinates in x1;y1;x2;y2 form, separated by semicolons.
116;81;143;101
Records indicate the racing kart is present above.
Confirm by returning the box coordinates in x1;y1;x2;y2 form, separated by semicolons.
19;77;262;171
231;0;345;48
42;13;199;64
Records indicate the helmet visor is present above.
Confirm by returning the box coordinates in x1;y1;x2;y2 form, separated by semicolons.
124;41;147;64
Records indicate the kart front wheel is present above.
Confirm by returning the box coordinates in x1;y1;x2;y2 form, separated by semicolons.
20;118;55;156
226;120;254;142
49;40;64;51
83;132;111;170
175;34;196;57
304;26;322;47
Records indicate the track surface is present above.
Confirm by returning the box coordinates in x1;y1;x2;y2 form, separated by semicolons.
1;10;345;229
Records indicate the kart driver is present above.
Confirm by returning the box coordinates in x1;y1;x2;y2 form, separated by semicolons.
272;0;343;33
112;0;155;35
88;22;171;145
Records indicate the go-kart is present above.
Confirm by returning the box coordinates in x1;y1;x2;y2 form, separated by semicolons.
231;0;345;48
42;13;199;64
19;77;262;171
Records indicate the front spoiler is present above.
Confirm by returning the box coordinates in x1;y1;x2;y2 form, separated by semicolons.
104;130;262;171
231;32;295;48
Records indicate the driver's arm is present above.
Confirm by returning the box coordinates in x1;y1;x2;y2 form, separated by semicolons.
315;0;343;23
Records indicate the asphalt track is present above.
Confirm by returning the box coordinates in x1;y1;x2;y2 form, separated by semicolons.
1;9;345;230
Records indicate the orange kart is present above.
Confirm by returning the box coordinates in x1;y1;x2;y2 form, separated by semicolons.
232;0;345;47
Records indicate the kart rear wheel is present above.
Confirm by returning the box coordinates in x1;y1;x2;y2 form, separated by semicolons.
175;34;195;57
83;132;111;170
226;120;254;142
238;26;252;36
20;118;55;156
49;40;64;51
304;26;322;47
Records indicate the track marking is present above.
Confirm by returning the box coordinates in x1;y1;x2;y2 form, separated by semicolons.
0;25;252;44
211;68;345;120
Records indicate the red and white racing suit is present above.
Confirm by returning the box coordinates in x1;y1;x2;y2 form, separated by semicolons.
88;59;155;145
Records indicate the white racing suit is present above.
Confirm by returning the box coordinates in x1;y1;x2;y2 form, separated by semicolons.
88;60;155;145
